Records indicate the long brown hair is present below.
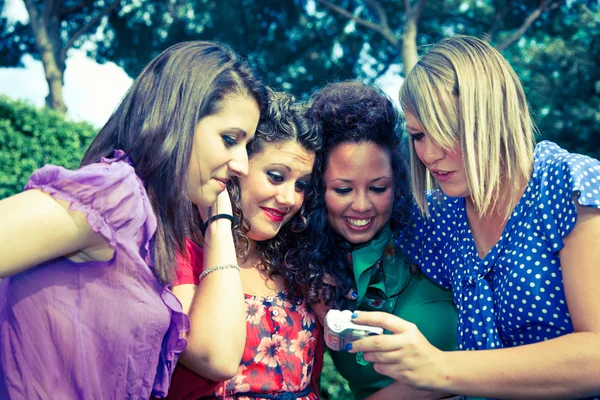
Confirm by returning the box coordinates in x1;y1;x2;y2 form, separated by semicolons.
81;41;267;285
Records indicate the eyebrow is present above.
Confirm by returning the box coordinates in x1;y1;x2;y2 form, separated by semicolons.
269;163;292;172
332;176;391;183
406;125;421;133
224;128;248;138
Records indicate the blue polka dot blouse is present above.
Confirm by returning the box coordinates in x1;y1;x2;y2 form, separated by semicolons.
397;141;600;351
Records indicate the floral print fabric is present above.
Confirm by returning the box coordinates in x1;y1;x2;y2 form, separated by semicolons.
209;292;320;400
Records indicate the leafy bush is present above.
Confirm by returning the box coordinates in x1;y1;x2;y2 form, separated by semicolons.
0;96;97;199
320;351;353;400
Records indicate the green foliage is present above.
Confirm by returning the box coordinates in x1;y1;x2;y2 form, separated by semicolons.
95;0;364;98
0;96;97;199
0;0;115;67
506;2;600;160
320;351;353;400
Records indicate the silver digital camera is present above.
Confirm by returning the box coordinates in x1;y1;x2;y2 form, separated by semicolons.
324;309;384;351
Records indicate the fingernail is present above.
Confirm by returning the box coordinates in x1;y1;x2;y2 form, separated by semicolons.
351;291;358;299
351;311;359;319
344;343;353;351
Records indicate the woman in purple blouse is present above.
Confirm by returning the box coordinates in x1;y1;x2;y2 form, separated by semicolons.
0;41;266;399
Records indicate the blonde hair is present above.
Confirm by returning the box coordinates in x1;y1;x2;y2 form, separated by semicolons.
399;35;536;220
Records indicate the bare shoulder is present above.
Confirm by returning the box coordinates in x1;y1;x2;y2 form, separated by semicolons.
0;189;110;277
575;201;600;222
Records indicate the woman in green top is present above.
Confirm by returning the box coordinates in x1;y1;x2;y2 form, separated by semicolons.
284;81;457;399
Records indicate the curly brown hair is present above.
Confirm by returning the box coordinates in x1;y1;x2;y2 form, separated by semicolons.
283;81;413;308
226;89;322;284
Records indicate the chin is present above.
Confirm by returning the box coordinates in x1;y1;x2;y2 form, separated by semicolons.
248;229;278;242
192;197;214;208
190;187;218;208
440;189;468;199
437;184;467;198
343;232;375;245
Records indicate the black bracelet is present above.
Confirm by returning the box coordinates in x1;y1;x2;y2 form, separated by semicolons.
201;214;236;236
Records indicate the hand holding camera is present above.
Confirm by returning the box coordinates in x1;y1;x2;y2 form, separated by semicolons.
324;309;383;351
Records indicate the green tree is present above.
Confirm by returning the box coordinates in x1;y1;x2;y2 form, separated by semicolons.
0;0;120;113
506;2;600;159
0;95;96;198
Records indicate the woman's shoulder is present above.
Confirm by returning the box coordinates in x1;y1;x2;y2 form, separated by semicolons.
532;141;600;208
534;141;600;179
25;151;155;249
528;141;600;248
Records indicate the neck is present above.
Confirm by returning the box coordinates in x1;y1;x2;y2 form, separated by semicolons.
238;238;259;269
465;179;527;259
466;177;528;222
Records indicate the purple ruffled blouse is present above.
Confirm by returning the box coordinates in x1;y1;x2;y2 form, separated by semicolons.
0;151;189;399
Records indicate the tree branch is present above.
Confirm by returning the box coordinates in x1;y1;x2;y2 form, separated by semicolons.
43;0;59;22
401;0;427;74
366;0;388;30
60;0;96;16
412;0;427;21
316;0;399;48
496;0;563;51
60;0;120;62
484;0;512;42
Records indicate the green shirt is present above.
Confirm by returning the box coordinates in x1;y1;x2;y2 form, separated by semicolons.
329;225;458;400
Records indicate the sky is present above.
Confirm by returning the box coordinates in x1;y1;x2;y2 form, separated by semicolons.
0;0;402;128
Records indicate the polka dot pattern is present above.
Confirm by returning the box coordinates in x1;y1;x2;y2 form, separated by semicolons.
397;141;600;352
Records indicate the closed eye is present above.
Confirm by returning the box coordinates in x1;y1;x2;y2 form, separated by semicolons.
222;135;238;147
409;132;424;142
295;181;308;192
333;188;352;195
370;186;388;193
267;171;284;183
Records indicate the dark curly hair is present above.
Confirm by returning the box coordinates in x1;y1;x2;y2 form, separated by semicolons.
283;81;413;308
226;89;322;286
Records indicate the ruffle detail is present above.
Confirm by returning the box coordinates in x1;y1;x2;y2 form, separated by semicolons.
24;151;190;397
152;287;190;398
534;141;600;252
24;151;140;252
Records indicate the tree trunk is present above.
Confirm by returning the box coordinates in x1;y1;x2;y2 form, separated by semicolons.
401;18;418;76
23;0;67;114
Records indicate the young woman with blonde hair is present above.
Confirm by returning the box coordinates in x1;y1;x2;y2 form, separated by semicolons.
348;35;600;399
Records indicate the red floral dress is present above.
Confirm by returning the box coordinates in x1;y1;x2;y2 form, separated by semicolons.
209;292;320;399
166;240;322;400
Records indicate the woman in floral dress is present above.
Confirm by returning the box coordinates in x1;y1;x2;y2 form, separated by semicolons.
165;90;324;400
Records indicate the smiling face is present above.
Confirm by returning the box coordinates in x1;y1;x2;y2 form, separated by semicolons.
404;110;468;199
324;142;394;245
239;140;315;243
187;93;261;207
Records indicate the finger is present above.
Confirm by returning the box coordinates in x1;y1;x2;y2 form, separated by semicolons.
361;349;405;364
215;190;233;215
347;332;405;353
351;310;414;334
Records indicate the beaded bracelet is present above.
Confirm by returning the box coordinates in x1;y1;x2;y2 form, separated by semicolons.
198;263;240;281
201;213;236;236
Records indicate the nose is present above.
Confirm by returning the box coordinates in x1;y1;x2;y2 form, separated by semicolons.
420;138;445;165
351;191;372;213
276;183;296;209
228;148;249;178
